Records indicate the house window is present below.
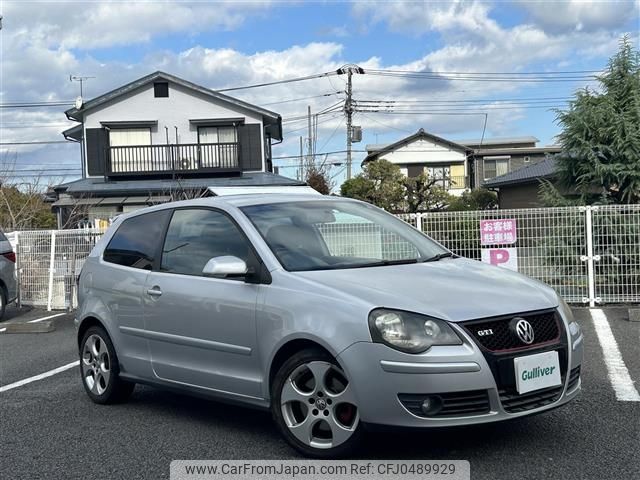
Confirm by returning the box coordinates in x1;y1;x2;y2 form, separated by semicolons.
407;164;425;178
198;126;238;168
484;157;510;180
109;128;152;173
427;166;451;189
154;82;169;97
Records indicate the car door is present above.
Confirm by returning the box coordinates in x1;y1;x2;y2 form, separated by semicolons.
143;207;262;398
98;210;172;376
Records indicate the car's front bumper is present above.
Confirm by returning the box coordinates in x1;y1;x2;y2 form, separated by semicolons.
337;321;583;428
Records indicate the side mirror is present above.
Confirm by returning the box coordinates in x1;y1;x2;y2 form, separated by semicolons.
202;256;248;277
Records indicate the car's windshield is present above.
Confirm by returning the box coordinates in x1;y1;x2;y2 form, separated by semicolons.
241;200;449;272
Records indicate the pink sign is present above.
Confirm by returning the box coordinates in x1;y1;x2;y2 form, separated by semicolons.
480;219;517;245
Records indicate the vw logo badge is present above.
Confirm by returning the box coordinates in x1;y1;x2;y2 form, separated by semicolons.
514;318;535;344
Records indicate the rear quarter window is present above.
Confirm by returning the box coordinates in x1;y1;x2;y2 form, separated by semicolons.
103;210;171;270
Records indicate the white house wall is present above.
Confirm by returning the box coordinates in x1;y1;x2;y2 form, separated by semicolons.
82;81;265;176
378;139;467;164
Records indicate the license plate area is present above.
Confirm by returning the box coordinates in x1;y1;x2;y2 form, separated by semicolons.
514;350;562;394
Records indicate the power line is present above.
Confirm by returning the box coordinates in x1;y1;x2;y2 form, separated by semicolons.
282;113;343;135
0;141;70;145
0;102;74;108
354;96;571;104
215;71;338;92
317;117;344;153
366;67;601;75
0;124;73;129
272;149;351;160
3;169;81;173
365;71;594;83
260;92;343;106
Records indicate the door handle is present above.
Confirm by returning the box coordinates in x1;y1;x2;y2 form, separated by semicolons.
146;287;162;297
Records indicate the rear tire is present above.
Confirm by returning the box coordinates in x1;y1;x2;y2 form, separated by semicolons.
79;326;134;404
271;348;362;458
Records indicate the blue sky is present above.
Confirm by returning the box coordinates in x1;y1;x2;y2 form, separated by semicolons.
1;0;638;187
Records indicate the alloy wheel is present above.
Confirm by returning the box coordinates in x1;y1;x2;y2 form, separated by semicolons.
280;361;359;450
81;334;111;396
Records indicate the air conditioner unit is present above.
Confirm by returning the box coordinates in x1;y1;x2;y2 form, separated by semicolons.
179;158;197;170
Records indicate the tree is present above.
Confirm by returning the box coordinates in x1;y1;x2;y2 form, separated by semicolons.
341;160;405;211
448;188;497;211
403;172;453;213
552;35;640;204
0;154;57;230
305;165;332;195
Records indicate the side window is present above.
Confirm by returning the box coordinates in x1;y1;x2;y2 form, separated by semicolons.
161;209;252;277
103;210;170;270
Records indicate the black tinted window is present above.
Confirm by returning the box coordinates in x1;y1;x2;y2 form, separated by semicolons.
161;209;251;276
103;210;170;270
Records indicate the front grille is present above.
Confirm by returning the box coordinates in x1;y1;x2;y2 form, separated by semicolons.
567;366;581;391
463;309;560;352
398;390;491;418
499;385;563;413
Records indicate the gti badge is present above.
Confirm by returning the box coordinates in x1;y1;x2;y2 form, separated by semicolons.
477;329;494;336
514;318;535;344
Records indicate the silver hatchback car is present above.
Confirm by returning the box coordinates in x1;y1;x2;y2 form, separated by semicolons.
0;230;18;320
77;195;583;457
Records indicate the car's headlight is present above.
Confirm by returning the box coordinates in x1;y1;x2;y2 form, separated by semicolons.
557;295;581;338
368;308;462;354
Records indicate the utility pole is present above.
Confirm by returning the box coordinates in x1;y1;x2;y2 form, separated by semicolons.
307;105;313;163
337;64;364;180
299;136;304;180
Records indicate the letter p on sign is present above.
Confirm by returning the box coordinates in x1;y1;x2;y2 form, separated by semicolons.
481;248;518;271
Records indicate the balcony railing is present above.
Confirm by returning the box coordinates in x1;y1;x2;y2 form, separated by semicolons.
431;176;468;190
107;143;240;176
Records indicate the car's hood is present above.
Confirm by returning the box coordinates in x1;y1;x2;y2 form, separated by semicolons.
295;258;558;322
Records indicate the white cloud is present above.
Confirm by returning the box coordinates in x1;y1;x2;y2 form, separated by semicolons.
1;1;271;50
520;0;638;34
0;0;632;179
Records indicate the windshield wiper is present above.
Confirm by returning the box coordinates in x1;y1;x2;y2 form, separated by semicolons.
421;252;457;262
365;258;419;267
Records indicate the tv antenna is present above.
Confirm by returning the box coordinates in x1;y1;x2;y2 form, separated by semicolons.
69;75;95;99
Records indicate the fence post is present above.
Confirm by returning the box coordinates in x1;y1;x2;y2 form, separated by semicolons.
582;206;601;308
415;213;423;233
15;232;22;309
47;231;56;312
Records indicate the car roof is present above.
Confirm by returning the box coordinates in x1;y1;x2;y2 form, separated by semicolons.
117;194;359;222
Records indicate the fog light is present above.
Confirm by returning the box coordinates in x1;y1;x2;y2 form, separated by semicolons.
421;396;443;415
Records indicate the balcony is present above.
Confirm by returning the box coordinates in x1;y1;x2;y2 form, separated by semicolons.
431;176;469;190
106;143;240;177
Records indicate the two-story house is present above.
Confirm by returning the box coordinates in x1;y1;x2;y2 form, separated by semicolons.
53;71;312;228
362;129;471;196
362;129;561;194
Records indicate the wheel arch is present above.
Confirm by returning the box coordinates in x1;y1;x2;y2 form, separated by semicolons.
77;315;109;348
267;337;338;399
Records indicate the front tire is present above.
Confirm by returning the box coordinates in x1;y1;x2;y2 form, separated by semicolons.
0;288;6;320
80;326;134;404
271;349;362;458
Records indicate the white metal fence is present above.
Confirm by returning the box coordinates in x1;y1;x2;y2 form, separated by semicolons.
398;204;640;306
8;229;104;310
5;204;639;310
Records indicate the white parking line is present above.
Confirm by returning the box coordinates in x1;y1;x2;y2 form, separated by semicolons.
590;309;640;402
27;312;66;323
0;361;79;393
0;312;66;333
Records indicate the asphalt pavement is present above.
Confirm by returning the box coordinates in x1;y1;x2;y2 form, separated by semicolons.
0;306;638;480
